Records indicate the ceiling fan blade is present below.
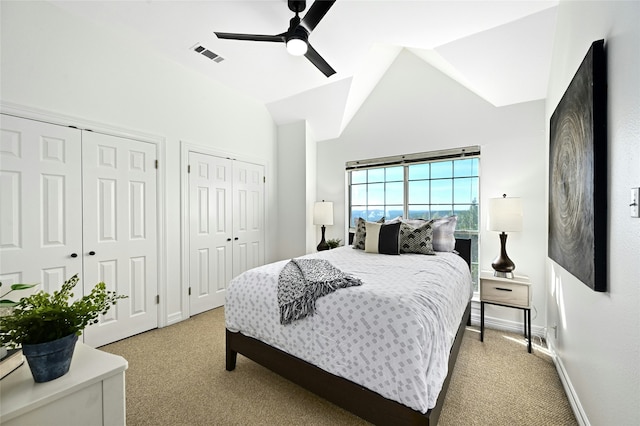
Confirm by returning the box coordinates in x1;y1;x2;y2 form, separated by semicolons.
304;44;336;77
302;0;336;32
214;32;285;43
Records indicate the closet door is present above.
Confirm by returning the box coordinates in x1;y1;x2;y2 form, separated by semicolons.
188;152;233;315
0;114;82;293
232;162;264;278
81;131;158;347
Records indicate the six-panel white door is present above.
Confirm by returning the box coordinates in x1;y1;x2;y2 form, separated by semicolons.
188;152;233;315
0;114;83;294
82;131;158;347
232;162;265;278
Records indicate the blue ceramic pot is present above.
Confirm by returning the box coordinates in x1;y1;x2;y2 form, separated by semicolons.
22;333;78;383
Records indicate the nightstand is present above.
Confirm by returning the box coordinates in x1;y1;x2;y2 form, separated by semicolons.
480;271;532;353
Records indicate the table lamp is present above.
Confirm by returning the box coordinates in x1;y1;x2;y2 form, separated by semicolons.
313;201;333;251
488;194;523;278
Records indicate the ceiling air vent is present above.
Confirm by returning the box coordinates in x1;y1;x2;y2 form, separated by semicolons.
192;44;224;63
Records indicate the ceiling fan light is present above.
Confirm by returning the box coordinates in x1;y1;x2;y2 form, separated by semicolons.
286;38;307;56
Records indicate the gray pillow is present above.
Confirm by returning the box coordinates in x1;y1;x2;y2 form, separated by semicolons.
432;216;458;252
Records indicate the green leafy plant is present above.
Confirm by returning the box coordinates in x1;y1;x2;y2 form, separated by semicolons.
327;238;342;249
0;282;38;308
0;274;126;348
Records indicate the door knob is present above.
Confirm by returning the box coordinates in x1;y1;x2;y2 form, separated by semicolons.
227;238;232;242
70;253;78;258
89;251;96;256
234;237;239;241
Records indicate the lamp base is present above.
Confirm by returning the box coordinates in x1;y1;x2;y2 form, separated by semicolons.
317;225;329;251
493;271;514;279
491;232;516;279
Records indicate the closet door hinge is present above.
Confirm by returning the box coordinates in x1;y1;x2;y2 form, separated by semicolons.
188;165;191;173
188;287;192;296
263;176;266;183
156;295;160;304
155;160;159;169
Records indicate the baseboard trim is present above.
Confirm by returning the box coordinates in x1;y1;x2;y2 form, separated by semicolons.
166;312;186;326
470;301;589;425
547;339;590;426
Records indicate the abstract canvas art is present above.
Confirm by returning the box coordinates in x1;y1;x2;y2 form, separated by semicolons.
548;39;607;292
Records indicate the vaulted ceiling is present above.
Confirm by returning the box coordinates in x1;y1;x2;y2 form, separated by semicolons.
50;0;558;141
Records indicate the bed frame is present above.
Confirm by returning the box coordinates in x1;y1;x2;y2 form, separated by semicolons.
226;239;472;426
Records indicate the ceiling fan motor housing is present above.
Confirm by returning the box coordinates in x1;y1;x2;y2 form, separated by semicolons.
288;0;306;13
288;21;309;42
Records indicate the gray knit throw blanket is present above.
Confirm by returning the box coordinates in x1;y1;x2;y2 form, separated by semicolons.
278;258;362;325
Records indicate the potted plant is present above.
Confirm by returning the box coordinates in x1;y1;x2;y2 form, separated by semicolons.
326;238;342;249
0;282;38;309
0;281;37;375
0;274;126;382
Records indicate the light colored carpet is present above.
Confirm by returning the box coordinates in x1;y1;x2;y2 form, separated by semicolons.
100;307;576;425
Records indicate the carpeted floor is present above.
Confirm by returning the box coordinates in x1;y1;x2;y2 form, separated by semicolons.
100;307;577;425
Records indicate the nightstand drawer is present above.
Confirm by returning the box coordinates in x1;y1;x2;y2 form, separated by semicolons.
481;282;529;307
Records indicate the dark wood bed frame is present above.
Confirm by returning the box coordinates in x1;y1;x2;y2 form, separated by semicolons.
226;239;472;426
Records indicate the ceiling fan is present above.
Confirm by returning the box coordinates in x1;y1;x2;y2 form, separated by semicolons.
214;0;336;77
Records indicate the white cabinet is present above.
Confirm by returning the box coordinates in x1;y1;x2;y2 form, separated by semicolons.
0;114;160;347
0;344;127;426
188;151;264;316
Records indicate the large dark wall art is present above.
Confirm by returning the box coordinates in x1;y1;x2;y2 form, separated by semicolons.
549;39;607;292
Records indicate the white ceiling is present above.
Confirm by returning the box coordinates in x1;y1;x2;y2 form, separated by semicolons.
50;0;558;141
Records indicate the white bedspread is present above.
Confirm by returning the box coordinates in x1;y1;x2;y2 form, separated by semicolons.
225;246;472;413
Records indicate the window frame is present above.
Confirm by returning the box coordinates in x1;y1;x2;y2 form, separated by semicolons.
346;147;480;291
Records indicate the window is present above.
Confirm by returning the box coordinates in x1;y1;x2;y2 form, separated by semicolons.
348;148;480;290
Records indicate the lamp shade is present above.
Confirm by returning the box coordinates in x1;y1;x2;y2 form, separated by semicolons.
488;196;522;232
313;201;334;226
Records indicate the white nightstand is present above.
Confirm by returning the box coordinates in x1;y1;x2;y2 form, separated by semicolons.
480;271;532;353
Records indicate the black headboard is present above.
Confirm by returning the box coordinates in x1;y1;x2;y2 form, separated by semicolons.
348;232;471;270
454;239;471;269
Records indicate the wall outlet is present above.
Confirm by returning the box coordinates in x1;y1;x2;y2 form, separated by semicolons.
632;188;640;218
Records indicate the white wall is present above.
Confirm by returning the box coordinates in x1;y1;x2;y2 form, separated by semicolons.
0;1;278;326
276;121;319;259
317;49;548;331
545;2;640;425
305;125;318;255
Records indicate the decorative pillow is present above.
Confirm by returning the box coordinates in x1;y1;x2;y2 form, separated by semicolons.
352;217;385;250
402;218;427;226
364;221;401;255
385;216;402;224
432;215;458;252
399;220;435;255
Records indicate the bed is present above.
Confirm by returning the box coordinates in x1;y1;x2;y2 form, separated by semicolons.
225;235;472;425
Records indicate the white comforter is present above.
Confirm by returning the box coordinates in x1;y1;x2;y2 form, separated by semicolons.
225;246;472;413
